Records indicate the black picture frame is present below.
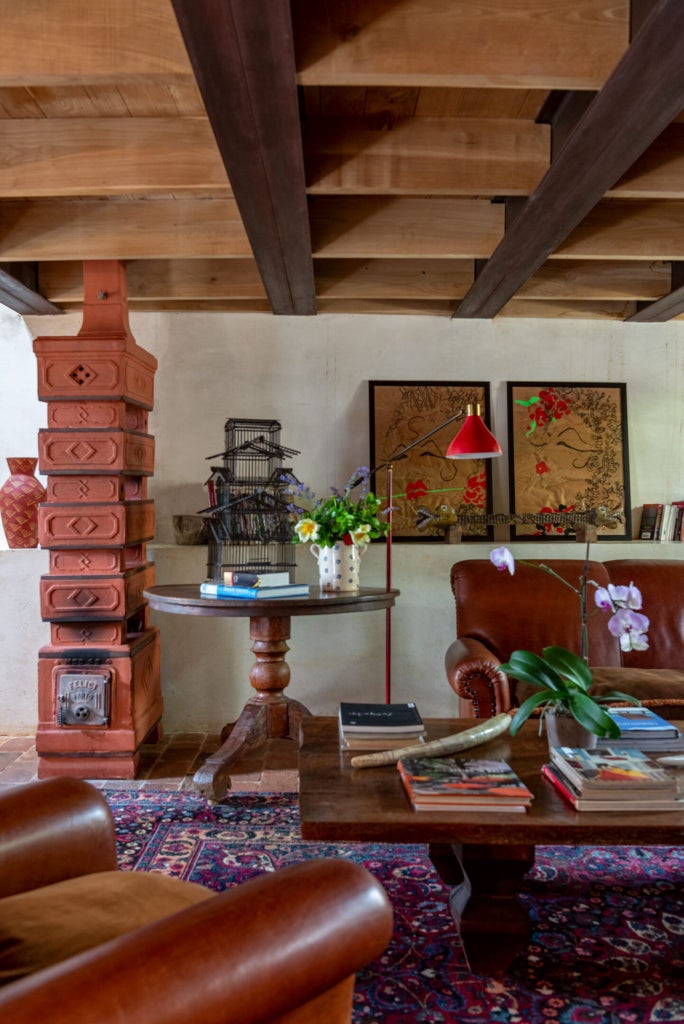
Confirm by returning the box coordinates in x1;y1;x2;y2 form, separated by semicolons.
507;381;631;541
369;380;494;541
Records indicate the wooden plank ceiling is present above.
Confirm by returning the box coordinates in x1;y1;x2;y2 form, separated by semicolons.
1;0;683;320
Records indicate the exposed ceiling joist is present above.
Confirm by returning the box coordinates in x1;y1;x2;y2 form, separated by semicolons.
627;261;684;321
0;262;62;315
454;0;684;319
171;0;316;315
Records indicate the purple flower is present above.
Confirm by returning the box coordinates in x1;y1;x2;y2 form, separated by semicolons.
490;547;515;575
607;608;650;652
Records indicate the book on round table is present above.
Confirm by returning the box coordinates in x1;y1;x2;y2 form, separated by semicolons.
200;581;310;599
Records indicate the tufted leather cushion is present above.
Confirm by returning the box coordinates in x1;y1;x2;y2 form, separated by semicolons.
0;870;212;985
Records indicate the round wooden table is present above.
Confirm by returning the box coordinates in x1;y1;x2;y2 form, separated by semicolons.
144;584;399;800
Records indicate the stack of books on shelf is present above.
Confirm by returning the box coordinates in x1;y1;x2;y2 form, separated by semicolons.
543;745;681;812
397;755;534;813
338;701;426;750
637;501;684;541
200;571;309;600
605;706;684;751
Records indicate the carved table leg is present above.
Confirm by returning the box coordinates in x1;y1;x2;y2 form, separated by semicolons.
193;614;311;801
429;841;535;977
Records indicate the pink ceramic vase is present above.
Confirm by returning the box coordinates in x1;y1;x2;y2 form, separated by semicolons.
0;457;46;548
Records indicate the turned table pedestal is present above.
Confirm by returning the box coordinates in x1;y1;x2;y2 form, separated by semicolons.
144;584;399;800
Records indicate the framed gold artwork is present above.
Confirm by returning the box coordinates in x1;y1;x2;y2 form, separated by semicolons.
507;382;631;540
368;380;494;541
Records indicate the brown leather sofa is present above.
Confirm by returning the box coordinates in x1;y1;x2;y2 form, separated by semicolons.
0;778;393;1024
445;557;684;719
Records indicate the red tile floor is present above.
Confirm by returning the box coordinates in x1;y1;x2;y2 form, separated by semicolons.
0;732;299;793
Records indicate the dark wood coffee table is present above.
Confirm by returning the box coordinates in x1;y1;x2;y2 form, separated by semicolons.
299;716;684;976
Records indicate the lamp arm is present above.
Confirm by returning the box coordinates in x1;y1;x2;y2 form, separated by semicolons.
364;411;465;482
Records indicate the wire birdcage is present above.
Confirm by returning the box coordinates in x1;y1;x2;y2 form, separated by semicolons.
201;419;301;581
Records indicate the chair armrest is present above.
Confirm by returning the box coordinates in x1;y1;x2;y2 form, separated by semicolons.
0;858;394;1024
445;638;511;718
0;778;117;898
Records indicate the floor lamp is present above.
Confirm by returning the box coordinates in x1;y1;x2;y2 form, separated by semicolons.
375;404;503;703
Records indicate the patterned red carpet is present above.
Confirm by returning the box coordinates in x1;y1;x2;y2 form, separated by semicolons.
107;790;684;1024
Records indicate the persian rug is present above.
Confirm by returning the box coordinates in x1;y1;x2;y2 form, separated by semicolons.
106;790;684;1024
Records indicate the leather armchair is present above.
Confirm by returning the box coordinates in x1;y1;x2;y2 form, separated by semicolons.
0;778;393;1024
445;558;684;719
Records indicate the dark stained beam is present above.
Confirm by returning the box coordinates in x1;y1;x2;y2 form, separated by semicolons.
454;0;684;319
170;0;316;315
0;263;62;315
627;262;684;321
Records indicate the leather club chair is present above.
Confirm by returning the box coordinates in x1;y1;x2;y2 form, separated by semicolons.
0;777;393;1024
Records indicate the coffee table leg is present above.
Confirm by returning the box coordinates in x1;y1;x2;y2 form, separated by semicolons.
429;841;535;977
193;614;311;801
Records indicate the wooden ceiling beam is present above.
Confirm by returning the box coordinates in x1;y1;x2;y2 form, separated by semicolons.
0;0;191;86
292;0;629;89
39;259;267;303
171;0;316;315
0;199;251;261
0;118;227;197
0;262;62;315
304;117;549;196
626;261;684;320
310;197;504;258
455;0;684;318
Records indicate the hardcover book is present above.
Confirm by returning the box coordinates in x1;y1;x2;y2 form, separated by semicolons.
223;570;291;587
338;702;425;735
542;763;680;812
605;706;680;739
548;746;677;795
200;581;310;599
397;755;533;812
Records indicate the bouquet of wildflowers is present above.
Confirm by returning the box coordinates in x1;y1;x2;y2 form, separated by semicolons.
281;467;390;548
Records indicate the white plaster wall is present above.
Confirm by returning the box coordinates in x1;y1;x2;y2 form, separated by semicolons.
1;307;683;734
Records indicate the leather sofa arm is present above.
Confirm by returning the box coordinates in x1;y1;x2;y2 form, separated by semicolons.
445;638;511;719
0;858;394;1024
0;778;118;898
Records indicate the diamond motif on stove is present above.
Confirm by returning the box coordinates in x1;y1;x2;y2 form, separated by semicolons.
76;479;91;498
69;364;97;386
66;441;97;462
78;554;93;569
67;517;98;536
68;589;98;608
79;629;94;641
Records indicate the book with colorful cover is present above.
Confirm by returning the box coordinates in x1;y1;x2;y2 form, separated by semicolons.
339;702;425;735
200;581;310;599
542;762;680;812
605;706;682;743
549;746;678;795
397;755;533;811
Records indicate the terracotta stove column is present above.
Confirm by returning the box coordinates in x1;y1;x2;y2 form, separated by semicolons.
33;260;162;778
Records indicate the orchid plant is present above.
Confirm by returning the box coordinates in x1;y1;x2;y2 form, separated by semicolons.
281;468;390;549
489;546;649;738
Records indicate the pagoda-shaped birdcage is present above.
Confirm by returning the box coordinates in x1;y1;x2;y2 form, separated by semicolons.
201;419;300;581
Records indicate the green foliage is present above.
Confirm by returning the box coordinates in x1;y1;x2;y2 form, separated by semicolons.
500;645;640;738
296;491;389;547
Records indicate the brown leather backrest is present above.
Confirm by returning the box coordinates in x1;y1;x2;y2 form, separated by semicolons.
450;558;620;666
605;560;684;669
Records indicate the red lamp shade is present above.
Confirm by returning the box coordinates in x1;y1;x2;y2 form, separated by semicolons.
445;404;502;459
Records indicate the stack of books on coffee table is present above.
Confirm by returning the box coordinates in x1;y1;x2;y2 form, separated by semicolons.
338;701;426;751
604;706;684;751
543;745;681;811
397;755;534;813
